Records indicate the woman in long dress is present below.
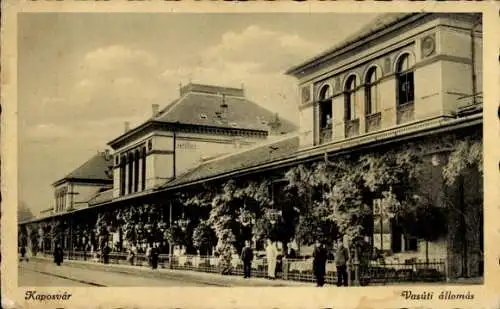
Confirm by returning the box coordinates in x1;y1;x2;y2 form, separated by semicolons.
266;239;278;279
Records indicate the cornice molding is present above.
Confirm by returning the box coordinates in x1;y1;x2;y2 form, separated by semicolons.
108;121;268;150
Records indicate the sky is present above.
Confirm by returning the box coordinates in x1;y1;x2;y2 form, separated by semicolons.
18;12;380;215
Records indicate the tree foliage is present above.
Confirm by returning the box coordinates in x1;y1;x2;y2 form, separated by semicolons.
443;137;483;186
192;220;216;255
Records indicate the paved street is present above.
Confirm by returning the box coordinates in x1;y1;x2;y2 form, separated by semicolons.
18;258;308;287
19;260;215;287
19;267;91;287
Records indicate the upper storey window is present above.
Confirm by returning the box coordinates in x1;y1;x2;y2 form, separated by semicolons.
318;85;333;129
396;53;415;106
365;66;381;115
396;53;415;124
344;75;358;121
318;85;333;144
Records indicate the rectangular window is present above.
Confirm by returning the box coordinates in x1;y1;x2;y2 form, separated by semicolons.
134;157;139;193
142;154;146;191
373;199;391;252
128;159;133;194
120;164;126;196
391;222;418;253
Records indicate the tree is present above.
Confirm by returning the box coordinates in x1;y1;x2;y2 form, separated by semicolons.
443;137;482;186
192;220;216;255
18;201;34;222
209;180;241;275
285;163;341;248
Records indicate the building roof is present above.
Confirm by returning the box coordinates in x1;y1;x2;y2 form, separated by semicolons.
285;13;419;76
154;91;296;133
108;83;298;147
53;151;113;186
160;134;300;188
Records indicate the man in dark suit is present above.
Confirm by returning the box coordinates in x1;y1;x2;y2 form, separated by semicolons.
313;240;328;287
335;240;350;287
53;243;64;266
240;240;254;278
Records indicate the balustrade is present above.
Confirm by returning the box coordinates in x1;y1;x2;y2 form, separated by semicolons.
396;102;414;124
319;126;332;144
345;119;360;138
365;112;381;133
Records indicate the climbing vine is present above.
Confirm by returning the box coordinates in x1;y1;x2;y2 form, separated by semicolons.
443;137;483;185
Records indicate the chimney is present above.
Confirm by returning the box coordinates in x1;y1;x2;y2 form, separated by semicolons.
124;121;130;132
104;149;111;160
152;104;160;117
268;113;282;135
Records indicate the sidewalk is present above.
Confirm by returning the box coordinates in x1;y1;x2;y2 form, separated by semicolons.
27;256;482;287
28;256;310;287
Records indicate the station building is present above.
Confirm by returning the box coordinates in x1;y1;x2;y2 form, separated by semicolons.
19;13;483;280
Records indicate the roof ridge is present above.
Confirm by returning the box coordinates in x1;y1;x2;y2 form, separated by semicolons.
154;93;190;121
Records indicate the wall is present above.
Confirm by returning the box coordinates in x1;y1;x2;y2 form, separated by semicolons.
113;129;264;193
414;61;444;118
391;238;447;262
54;182;109;211
439;24;483;111
298;107;314;147
70;183;107;209
112;168;120;198
137;131;261;190
174;135;252;177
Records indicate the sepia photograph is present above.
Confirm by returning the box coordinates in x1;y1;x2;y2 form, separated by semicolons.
14;11;486;291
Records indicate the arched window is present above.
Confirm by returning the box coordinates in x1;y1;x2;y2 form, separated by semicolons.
318;85;333;129
344;75;357;121
396;54;414;106
365;67;380;115
317;84;333;144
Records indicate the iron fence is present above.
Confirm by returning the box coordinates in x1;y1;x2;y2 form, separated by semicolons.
58;251;446;285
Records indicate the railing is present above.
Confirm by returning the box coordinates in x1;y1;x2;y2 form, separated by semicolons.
365;112;381;133
345;119;360;138
397;102;414;124
456;93;483;116
319;126;333;144
57;251;446;285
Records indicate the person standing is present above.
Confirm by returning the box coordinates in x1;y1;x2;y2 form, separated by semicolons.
102;243;110;264
53;244;64;266
265;239;278;280
335;240;349;287
83;242;88;261
20;246;27;262
146;244;153;267
151;244;159;270
240;240;254;278
313;240;328;287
